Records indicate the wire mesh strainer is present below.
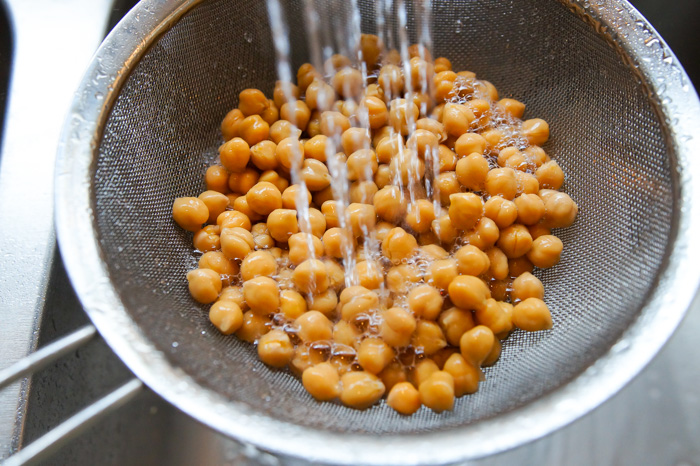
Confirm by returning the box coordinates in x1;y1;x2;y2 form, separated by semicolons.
55;0;700;463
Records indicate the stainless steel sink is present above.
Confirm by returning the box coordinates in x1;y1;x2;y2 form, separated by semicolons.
1;0;699;464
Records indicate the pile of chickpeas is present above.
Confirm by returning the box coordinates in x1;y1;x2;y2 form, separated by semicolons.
172;35;578;415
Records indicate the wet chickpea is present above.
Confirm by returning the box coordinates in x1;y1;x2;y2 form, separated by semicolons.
349;180;378;204
486;247;509;280
454;245;490;276
386;265;421;294
276;137;304;171
434;71;457;103
512;298;552;331
269;119;302;144
374;164;393;189
407;129;439;159
209;300;244;335
467;98;491;119
444;353;481;396
347;203;376;237
523;146;549;167
388;99;420;136
374;134;399;164
261;100;279;126
390;149;425;186
307;208;327;238
435;172;460;205
199;251;238;285
322;227;352;259
173;197;209;232
515;171;540;196
483;196;517;229
449;275;490;311
459;325;495;367
508;256;534;277
340;371;385;409
293;259;329;294
454;132;487;157
382;227;418;264
439;307;475;347
205;165;230;194
419;371;455;412
302;363;341;401
236;310;271;343
340;127;369;155
387;382;421;415
497;98;525;119
306;289;338;316
512;193;543;225
405;199;435;233
380;307;417;347
374;221;394;242
408;284;444;320
431;214;457;244
246;181;283;216
218;283;245;306
243;276;279;315
512;272;544;302
426;258;459;291
379;362;408;393
356;260;384;290
485;167;518;200
333;320;360;347
527;235;564;268
321;201;340;229
480;128;507;152
228;167;259;195
304;135;328;162
496;224;532;259
378;64;404;98
474;298;513;334
542;192;578;228
257;329;294;368
521;118;550;146
442;103;475;137
273;81;300;109
186;268;222;304
295;310;333;342
535;160;564;190
528;223;551;240
279;289;307;320
231;194;261;223
237;115;269;146
339;286;379;322
497;147;519;167
246;140;277;171
347;149;378;181
410;359;440;387
281;185;312;210
221;108;244;141
219;137;251;173
240;250;278;281
331;67;363;98
319;111;351;137
357;338;394;374
455;153;489;191
448;192;483;230
409;57;434;91
194;225;221;252
258;169;289;193
238;88;269;117
279;100;311;130
301;158;332;191
419;244;449;261
432;56;451;73
360;96;388;129
304;79;335;112
267;209;299;242
217;210;252;231
306;110;322;137
412;321;448;355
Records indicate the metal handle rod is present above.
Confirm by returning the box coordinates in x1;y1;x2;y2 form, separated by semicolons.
0;325;97;390
3;378;143;466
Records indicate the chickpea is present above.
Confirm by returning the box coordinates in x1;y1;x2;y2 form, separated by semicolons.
306;289;338;316
300;159;331;191
245;181;282;216
407;129;439;159
535;160;564;190
242;276;279;315
512;298;552;331
465;217;501;251
506;194;541;226
240;250;277;281
321;201;341;229
454;133;487;157
278;289;307;320
362;96;388;129
319;111;351;137
375;221;394;242
173;197;208;232
438;307;476;347
448;275;490;310
448;193;483;230
474;298;513;334
425;258;459;291
433;70;457;102
409;57;434;90
480;128;507;152
303;135;328;162
304;79;335;112
379;307;417;348
267;209;299;242
388;99;420;136
515;171;540;195
205;165;230;194
349;180;378;204
386;265;421;294
302;362;341;401
281;184;311;210
276;137;305;171
356;338;394;374
418;244;448;261
484;167;517;200
356;260;384;290
306;110;322;137
339;286;379;321
313;186;333;207
409;359;439;387
382;227;418;264
185;267;222;305
521;118;549;146
193;225;221;252
542;192;578;228
496;147;519;168
269;119;302;144
523;146;549;167
236;310;271;343
220;227;255;260
508;256;534;277
408;284;444;320
209;300;244;335
257;329;294;368
443;353;480;397
340;371;386;409
219;137;250;173
273;81;300;109
497;224;533;259
294;310;333;342
247;140;277;171
293;259;329;294
387;382;421;415
416;119;446;144
329;67;362;98
390;148;425;187
378;64;404;98
217;210;252;230
280;100;311;130
402;199;435;233
431;56;450;73
238;88;269;117
411;321;447;355
228;167;259;195
307;208;327;238
261;100;279;126
453;245;488;277
374;164;393;189
435;172;460;205
221;108;244;141
483;247;507;280
442;103;475;137
455;153;489;191
482;199;515;231
459;325;495;367
527;235;564;268
511;271;544;302
479;337;501;366
260;168;290;192
321;227;351;259
199;251;238;285
347;203;376;237
238;114;269;146
347;149;378;181
498;98;525;119
219;285;247;310
433;214;459;245
419;371;455;413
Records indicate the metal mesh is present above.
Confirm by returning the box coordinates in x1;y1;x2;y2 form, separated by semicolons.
92;0;673;435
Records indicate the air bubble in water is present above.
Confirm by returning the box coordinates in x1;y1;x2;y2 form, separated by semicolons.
455;19;462;34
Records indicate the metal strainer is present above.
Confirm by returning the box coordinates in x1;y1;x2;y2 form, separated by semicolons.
55;0;700;463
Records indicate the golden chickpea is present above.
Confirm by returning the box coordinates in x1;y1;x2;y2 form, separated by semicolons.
266;209;299;242
275;137;304;171
304;79;335;112
205;165;230;194
409;57;434;90
238;88;269;117
294;310;333;342
303;135;328;162
436;145;458;176
237;114;269;146
484;167;517;200
231;195;261;223
321;227;351;259
482;338;502;366
521;118;550;146
199;251;238;285
380;307;416;347
416;119;447;144
432;213;459;244
293;259;329;294
484;196;518;229
219;285;246;306
280;100;311;130
378;64;404;98
480;128;507;152
459;325;495;367
209;300;243;335
242;276;279;315
362;96;388;129
386;382;421;415
279;185;310;210
276;290;306;320
455;244;490;276
357;338;394;374
185;268;222;304
442;103;475;137
448;192;483;230
220;227;254;262
390;148;426;186
432;56;450;72
515;171;539;196
511;271;544;302
261;100;279;126
221;108;244;141
508;256;534;277
374;221;393;242
474;298;513;334
340;371;386;409
347;149;378;182
411;321;447;355
235;310;271;343
438;307;475;347
288;232;323;265
359;33;382;67
455;153;489;191
448;275;490;310
333;320;360;348
443;353;480;397
374;164;393;189
496;224;532;259
435;172;461;205
419;371;454;412
496;147;519;167
319;111;351;137
356;260;384;290
300;159;331;191
239;251;276;281
523;146;549;167
305;288;337;316
193;225;221;252
477;80;499;101
407;129;439;159
307;208;327;238
535;160;564;190
405;200;435;234
512;298;552;331
527;235;563;269
512;193;543;225
313;186;333;207
269;119;302;144
386;265;421;294
373;133;399;164
377;361;406;392
418;231;440;246
347;203;376;237
245;182;282;216
330;67;362;98
454;133;487;157
228;167;260;195
408;284;444;320
217;210;252;230
486;247;509;280
321;200;340;229
273;81;300;109
257;329;294;368
425;258;459;292
339;286;379;321
382;227;418;264
219;137;251;173
420;244;450;261
408;359;438;387
302;362;341;401
467;98;491;120
433;70;457;102
306;110;322;137
247;140;277;171
173;197;209;232
389;99;420;136
348;180;378;204
542;192;578;228
498;98;525;119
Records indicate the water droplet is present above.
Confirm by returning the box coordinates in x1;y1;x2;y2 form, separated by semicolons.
455;19;462;34
244;32;253;43
172;341;179;348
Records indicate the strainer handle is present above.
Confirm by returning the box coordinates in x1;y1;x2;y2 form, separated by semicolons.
0;326;143;466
